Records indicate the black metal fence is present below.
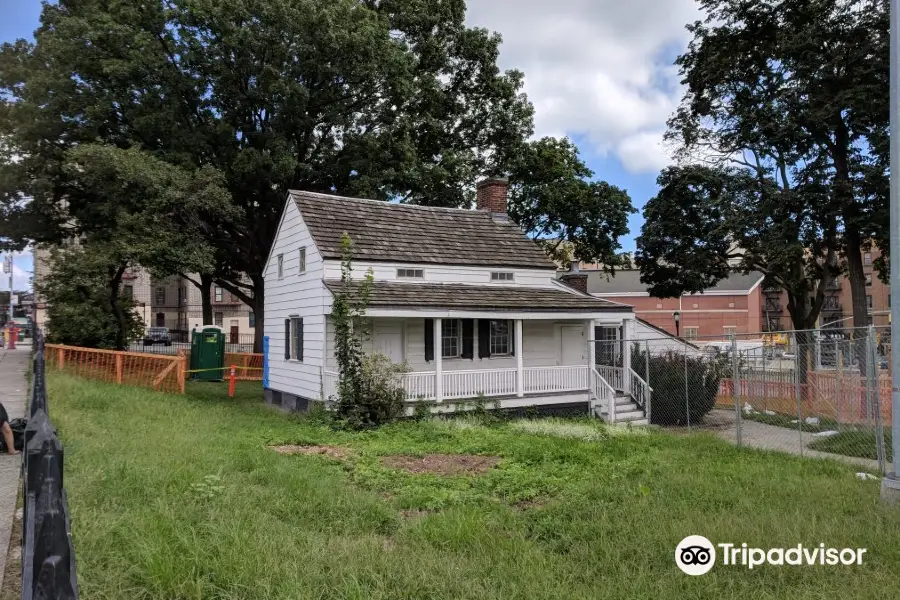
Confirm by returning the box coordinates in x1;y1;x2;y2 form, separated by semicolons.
21;331;79;599
127;328;256;355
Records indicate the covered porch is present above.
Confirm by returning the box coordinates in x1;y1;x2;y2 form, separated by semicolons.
320;280;643;409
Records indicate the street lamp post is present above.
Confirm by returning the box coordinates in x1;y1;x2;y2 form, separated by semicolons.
883;0;900;502
673;311;681;339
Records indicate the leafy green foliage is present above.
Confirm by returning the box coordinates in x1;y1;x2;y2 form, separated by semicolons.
658;0;888;334
637;164;840;330
507;137;635;268
332;233;405;429
631;344;726;426
40;245;145;350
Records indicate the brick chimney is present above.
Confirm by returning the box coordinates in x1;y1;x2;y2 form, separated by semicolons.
559;262;589;294
476;177;509;214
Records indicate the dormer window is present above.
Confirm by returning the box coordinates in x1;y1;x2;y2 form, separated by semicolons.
491;272;514;282
397;268;424;278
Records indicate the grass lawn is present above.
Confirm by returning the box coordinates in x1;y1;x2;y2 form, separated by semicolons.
49;374;900;599
808;431;894;462
741;410;835;432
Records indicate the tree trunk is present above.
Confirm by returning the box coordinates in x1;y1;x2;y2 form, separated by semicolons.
200;273;214;325
108;265;128;350
251;272;264;354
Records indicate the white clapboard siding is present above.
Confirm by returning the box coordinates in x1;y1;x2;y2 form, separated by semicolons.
264;198;328;400
322;261;557;288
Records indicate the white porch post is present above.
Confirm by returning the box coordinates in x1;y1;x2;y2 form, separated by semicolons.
515;319;524;397
588;319;596;368
622;318;634;394
434;317;443;402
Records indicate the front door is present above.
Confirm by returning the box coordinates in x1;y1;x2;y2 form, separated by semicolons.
595;326;621;367
155;313;165;327
560;325;585;365
230;326;239;344
375;323;404;363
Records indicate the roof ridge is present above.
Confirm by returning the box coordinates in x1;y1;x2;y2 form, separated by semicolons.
289;189;489;215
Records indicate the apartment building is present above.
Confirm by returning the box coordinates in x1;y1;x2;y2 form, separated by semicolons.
150;274;255;340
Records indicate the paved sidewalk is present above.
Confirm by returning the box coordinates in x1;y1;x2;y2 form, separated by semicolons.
0;345;30;592
708;409;892;473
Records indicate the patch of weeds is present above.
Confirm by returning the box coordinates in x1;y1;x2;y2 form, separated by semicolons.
508;418;609;442
189;474;225;501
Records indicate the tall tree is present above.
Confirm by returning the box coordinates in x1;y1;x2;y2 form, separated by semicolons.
507;137;635;269
637;164;840;376
667;0;889;344
0;0;535;352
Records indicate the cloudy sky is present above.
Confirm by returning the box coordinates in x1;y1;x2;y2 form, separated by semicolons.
0;0;701;286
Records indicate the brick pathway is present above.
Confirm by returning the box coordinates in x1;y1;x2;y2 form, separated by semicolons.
0;345;30;591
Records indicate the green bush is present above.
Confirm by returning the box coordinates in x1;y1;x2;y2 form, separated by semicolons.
631;345;727;426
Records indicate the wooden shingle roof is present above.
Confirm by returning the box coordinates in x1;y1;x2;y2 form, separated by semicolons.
323;280;628;312
290;190;556;269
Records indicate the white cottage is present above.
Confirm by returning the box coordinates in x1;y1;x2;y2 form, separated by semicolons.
262;178;649;423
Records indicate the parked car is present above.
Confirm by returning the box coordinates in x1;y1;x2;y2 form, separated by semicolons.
143;327;172;346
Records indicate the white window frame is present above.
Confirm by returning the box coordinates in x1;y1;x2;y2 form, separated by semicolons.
722;326;737;337
290;316;303;361
864;252;872;265
441;319;462;358
684;327;699;341
277;254;284;279
298;247;307;274
214;286;223;302
214;312;224;327
491;272;514;282
489;320;512;356
155;287;166;305
397;268;424;279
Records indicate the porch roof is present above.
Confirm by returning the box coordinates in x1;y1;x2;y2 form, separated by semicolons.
323;280;629;313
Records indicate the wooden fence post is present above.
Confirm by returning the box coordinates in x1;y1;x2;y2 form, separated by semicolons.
115;354;123;384
57;348;65;370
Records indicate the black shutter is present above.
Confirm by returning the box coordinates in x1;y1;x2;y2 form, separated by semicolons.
509;320;515;357
296;318;304;362
284;319;291;359
424;319;434;362
461;319;474;359
478;319;491;358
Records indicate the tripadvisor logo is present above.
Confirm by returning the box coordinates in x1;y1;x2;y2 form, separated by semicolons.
675;536;867;575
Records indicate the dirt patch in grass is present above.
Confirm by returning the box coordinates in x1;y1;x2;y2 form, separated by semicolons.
512;498;549;511
399;509;430;520
270;445;351;459
381;454;500;476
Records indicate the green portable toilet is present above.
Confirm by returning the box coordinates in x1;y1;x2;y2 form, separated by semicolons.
191;326;226;381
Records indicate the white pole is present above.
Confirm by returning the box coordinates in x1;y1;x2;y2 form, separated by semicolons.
434;318;443;402
883;0;900;501
515;319;524;397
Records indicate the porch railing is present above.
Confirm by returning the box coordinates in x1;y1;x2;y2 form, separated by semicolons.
628;368;653;418
323;365;596;402
523;365;589;394
590;368;617;420
595;365;625;391
443;368;517;399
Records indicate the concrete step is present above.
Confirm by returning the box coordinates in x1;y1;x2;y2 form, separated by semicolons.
613;418;649;426
607;409;645;421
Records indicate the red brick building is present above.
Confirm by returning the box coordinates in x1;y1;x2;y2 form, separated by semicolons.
586;270;766;340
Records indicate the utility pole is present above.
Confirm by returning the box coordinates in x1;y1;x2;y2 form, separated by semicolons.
882;0;900;502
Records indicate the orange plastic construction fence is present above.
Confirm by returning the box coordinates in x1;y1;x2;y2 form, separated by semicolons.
46;344;186;394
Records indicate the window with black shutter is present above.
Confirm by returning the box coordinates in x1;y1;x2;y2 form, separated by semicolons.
284;319;291;360
478;319;491;358
461;319;474;359
424;319;434;362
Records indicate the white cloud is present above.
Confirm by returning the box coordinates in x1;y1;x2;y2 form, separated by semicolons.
465;0;699;173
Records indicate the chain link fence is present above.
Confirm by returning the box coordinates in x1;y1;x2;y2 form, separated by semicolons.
626;326;892;474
